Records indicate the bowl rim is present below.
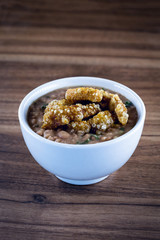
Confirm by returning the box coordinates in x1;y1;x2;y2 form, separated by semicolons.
18;76;146;149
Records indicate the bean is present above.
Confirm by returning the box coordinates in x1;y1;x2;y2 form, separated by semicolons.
77;131;84;136
110;128;120;135
48;136;54;141
32;112;38;118
106;132;113;138
46;99;52;104
44;130;54;138
58;131;70;139
100;136;107;141
37;117;43;125
51;94;56;99
101;136;112;141
31;118;36;125
81;134;90;141
71;134;78;143
55;138;61;143
36;129;44;136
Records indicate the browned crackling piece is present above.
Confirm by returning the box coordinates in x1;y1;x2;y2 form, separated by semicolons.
89;110;114;133
81;103;101;118
42;100;101;129
109;94;128;125
69;121;91;134
65;87;103;103
45;99;67;108
42;89;128;130
42;100;83;129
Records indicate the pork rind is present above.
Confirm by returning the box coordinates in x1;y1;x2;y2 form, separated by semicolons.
103;90;112;100
42;88;129;132
42;100;83;129
70;110;114;134
42;100;102;129
109;94;128;125
65;87;103;103
82;103;101;118
69;121;91;133
45;99;67;109
90;110;114;132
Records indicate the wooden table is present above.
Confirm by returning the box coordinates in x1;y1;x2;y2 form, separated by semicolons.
0;1;160;239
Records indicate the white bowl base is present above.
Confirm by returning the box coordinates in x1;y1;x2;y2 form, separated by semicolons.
56;175;109;185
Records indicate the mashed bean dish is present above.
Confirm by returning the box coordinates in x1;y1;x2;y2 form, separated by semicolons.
28;87;138;144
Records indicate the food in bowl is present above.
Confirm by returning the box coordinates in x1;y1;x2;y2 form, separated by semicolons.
28;87;138;144
18;77;146;185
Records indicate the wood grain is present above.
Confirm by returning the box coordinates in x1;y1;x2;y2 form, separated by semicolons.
0;1;160;240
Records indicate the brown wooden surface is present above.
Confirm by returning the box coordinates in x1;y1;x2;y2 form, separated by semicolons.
0;1;160;239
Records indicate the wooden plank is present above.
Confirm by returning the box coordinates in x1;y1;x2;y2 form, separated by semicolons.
1;54;160;68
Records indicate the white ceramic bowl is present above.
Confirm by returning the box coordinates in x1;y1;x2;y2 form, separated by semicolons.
18;77;146;185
